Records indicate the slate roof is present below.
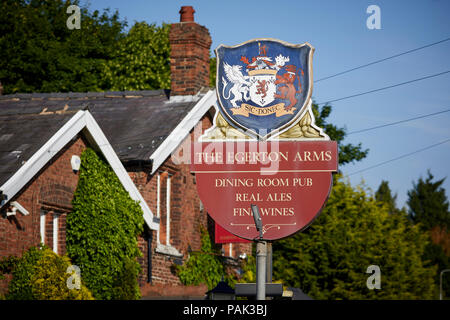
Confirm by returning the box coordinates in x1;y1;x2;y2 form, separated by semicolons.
0;89;207;187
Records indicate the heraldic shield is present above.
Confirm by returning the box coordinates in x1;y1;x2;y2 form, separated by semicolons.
215;39;314;140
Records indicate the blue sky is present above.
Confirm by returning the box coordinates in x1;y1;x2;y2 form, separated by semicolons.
85;0;450;209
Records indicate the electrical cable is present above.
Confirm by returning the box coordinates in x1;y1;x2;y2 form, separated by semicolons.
317;70;450;106
95;107;450;147
315;37;450;83
347;108;450;135
347;138;450;176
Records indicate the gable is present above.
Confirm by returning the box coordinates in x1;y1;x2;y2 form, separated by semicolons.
0;110;159;230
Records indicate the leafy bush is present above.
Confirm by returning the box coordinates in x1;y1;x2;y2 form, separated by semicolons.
176;227;235;290
273;176;437;299
0;255;20;275
0;254;21;300
7;246;44;300
0;0;127;94
31;248;93;300
6;245;93;300
102;22;171;91
112;257;141;300
67;148;144;299
237;254;256;284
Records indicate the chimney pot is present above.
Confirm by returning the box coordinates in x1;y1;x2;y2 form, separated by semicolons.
170;6;212;96
180;6;195;22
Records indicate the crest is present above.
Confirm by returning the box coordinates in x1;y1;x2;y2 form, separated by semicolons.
215;39;314;140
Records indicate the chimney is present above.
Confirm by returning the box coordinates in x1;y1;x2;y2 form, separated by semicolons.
169;6;212;96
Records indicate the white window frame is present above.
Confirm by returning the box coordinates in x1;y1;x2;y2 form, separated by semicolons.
166;173;171;246
53;212;59;254
155;171;182;257
156;172;161;244
40;210;46;245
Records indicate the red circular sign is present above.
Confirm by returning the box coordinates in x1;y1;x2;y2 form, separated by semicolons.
191;141;338;240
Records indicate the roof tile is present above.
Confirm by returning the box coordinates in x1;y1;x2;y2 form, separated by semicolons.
0;90;204;186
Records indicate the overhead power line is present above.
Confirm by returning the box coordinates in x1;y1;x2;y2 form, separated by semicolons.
317;70;450;106
315;37;450;83
101;107;450;147
347;108;450;135
347;138;450;176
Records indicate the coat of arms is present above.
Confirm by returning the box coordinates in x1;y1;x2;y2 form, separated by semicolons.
215;39;314;140
193;39;337;242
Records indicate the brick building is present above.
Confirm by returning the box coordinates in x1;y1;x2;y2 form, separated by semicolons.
0;6;251;298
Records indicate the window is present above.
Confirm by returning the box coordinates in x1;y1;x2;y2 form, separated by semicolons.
40;210;46;245
156;171;161;244
53;213;59;254
222;243;234;258
39;209;65;254
155;170;182;257
165;172;171;246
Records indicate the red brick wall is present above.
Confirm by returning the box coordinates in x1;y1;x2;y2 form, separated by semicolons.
135;115;252;295
0;136;86;257
0;114;252;297
169;21;212;96
39;211;68;256
0;135;87;294
131;116;214;288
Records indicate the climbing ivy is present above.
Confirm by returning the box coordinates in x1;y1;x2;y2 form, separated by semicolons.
66;148;144;300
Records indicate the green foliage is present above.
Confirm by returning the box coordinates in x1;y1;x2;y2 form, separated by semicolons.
210;57;217;87
5;245;93;300
0;255;21;278
0;1;172;93
102;22;171;91
176;228;234;290
407;170;450;298
0;0;126;94
6;246;44;300
423;242;450;298
375;180;397;208
375;180;404;214
237;254;256;284
273;176;437;299
407;170;450;230
31;248;93;300
67;148;144;300
111;257;142;300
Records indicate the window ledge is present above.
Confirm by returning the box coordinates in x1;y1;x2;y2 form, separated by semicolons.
156;243;183;258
